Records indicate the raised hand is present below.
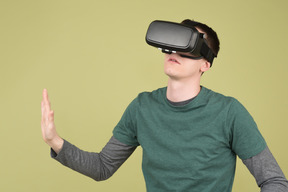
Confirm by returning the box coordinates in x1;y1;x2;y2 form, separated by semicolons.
41;89;63;154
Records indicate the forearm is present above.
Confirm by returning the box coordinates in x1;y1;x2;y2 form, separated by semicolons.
51;136;136;181
242;147;288;192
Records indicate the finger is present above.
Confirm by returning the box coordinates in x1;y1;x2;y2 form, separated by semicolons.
41;101;45;122
42;92;50;126
42;88;48;101
43;88;50;105
42;89;51;111
41;101;45;116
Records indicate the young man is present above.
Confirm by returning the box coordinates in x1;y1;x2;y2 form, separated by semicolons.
41;19;288;192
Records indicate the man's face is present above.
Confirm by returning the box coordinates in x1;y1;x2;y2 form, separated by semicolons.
163;27;210;81
164;52;208;81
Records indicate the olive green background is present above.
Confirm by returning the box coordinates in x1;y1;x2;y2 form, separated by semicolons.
0;0;287;191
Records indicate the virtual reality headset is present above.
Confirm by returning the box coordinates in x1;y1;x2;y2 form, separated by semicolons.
145;20;216;66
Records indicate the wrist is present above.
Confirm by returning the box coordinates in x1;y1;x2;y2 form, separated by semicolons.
48;136;64;154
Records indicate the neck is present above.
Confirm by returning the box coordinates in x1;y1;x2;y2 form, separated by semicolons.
166;78;201;102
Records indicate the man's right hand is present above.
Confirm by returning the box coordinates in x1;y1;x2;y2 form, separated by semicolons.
41;89;64;154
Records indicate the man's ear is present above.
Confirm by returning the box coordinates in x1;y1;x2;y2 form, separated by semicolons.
200;60;211;73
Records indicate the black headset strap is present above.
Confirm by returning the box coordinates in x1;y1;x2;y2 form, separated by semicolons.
200;43;215;66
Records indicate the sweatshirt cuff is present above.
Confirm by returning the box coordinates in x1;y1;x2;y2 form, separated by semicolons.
50;139;69;160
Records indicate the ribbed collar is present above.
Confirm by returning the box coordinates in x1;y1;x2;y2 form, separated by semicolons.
161;86;209;111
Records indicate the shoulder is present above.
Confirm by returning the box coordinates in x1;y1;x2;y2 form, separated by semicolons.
200;87;251;119
138;87;166;97
201;86;237;106
136;87;166;104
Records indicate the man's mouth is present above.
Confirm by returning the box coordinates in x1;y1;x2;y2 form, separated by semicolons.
168;57;180;64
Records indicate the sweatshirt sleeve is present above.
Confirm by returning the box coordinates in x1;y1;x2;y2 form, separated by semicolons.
51;136;137;181
242;146;288;192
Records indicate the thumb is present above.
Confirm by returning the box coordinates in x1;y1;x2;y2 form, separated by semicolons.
49;110;54;122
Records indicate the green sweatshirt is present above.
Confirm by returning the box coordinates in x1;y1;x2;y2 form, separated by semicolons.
113;86;266;192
